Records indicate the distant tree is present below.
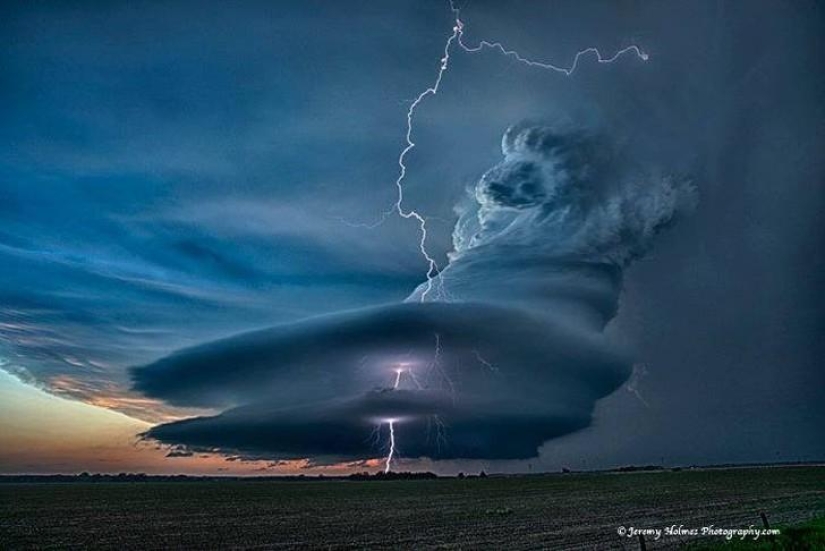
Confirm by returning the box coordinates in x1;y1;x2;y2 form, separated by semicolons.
479;470;487;478
457;472;465;479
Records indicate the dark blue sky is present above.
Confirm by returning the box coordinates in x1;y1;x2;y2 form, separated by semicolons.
1;0;823;472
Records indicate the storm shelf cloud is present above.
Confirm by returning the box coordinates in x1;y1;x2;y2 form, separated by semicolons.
133;124;696;463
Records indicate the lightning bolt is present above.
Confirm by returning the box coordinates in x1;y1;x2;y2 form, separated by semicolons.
452;8;649;73
384;420;397;473
626;363;650;408
369;1;647;469
380;337;444;472
388;20;462;302
423;333;453;397
472;349;499;374
383;365;405;473
346;1;647;302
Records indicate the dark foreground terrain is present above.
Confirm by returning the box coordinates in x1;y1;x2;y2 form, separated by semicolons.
1;466;823;550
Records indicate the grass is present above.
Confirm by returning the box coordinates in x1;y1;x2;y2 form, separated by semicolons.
1;466;823;549
688;516;825;550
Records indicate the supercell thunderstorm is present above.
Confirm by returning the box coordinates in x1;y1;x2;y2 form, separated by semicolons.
132;2;695;469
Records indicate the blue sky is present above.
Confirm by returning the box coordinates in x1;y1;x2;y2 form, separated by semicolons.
1;0;823;473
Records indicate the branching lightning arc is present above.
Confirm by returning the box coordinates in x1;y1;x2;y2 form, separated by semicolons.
363;1;648;301
372;1;647;470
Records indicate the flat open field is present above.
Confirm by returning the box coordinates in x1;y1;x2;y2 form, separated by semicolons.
1;466;823;550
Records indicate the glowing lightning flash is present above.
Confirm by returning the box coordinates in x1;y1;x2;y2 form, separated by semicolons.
384;420;397;473
383;366;406;473
380;335;447;472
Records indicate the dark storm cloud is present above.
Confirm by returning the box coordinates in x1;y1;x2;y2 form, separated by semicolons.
165;449;194;458
135;125;694;460
135;300;626;460
149;388;591;462
3;0;822;472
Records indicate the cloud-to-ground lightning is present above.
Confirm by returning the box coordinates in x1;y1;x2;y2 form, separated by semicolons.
380;335;448;472
384;421;397;473
382;364;406;473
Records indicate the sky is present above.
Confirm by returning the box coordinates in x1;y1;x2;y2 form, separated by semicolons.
1;0;823;475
